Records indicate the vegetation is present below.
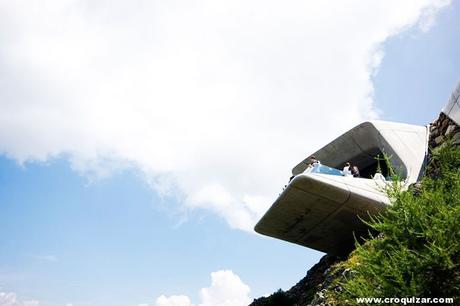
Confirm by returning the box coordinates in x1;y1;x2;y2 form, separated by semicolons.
326;142;460;304
251;289;294;306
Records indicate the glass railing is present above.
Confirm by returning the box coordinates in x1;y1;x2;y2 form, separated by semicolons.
306;164;343;176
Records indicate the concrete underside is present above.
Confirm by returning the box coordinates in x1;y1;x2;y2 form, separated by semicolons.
255;173;389;254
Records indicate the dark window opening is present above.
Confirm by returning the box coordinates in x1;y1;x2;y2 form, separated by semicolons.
346;148;396;179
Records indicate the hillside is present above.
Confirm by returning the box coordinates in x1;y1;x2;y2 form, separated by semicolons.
250;112;460;306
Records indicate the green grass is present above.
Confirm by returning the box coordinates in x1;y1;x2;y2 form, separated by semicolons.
326;142;460;305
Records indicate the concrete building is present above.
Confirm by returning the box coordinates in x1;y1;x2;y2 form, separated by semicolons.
255;81;460;254
443;81;460;126
255;121;429;254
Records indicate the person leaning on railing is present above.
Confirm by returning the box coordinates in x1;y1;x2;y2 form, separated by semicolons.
307;155;321;172
342;162;352;176
351;165;360;177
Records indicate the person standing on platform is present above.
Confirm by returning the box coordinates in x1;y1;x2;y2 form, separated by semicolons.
352;165;360;177
342;162;352;176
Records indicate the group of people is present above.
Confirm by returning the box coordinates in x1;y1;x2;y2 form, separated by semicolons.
342;162;360;177
284;157;362;192
306;156;361;178
287;156;361;187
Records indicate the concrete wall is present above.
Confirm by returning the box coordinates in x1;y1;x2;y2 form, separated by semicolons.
429;112;460;149
442;81;460;127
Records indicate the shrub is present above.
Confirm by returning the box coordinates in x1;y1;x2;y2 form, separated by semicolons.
328;142;460;304
251;289;294;306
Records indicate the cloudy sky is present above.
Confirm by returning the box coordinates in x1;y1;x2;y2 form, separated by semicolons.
0;1;459;305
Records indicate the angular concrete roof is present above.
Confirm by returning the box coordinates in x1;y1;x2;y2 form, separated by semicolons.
255;121;428;254
292;121;428;185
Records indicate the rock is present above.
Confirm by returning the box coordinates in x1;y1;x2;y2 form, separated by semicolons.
445;124;457;136
409;182;423;196
249;255;343;306
434;135;445;145
452;132;460;145
333;285;343;293
440;119;449;132
439;112;446;121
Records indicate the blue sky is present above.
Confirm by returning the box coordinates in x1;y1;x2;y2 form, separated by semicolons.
0;1;459;306
0;158;323;305
373;2;460;125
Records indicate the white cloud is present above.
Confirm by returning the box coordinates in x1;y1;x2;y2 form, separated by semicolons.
417;0;451;32
156;295;192;306
198;270;251;306
0;292;17;306
0;0;451;231
0;292;39;306
155;270;251;306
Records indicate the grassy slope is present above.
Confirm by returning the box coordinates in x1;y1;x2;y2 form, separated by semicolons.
325;142;460;304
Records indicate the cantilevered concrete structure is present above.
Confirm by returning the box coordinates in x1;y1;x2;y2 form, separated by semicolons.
255;120;428;254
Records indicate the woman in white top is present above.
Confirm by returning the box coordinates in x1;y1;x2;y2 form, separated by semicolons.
342;162;352;176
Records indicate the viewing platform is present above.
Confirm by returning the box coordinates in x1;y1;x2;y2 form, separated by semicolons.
255;121;428;254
